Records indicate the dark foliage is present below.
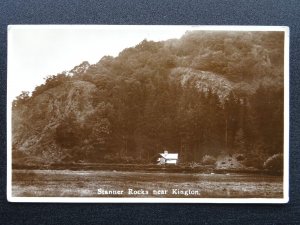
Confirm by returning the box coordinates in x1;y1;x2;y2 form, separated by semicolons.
12;31;284;171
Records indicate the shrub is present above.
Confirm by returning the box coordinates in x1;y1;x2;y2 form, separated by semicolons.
243;157;264;169
235;154;245;161
104;154;115;162
264;154;283;172
202;155;217;165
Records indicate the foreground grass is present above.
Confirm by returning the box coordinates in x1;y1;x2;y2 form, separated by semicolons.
12;169;283;198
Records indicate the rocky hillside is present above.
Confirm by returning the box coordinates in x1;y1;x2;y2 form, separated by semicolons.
13;80;97;163
12;31;284;165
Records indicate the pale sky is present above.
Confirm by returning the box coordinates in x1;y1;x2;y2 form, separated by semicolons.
7;25;193;103
8;25;286;104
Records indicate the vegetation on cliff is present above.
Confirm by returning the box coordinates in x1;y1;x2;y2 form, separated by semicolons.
12;31;284;171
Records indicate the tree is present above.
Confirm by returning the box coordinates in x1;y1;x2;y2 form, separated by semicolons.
250;86;283;155
55;112;80;149
224;91;240;151
13;91;30;108
84;102;113;160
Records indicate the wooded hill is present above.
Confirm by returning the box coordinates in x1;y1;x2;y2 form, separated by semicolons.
12;31;284;169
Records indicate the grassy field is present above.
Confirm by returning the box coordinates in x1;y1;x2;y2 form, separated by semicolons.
12;169;283;198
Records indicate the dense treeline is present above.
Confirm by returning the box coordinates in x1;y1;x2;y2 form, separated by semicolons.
12;31;284;167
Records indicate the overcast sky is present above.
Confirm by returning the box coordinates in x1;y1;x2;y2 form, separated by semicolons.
8;25;193;103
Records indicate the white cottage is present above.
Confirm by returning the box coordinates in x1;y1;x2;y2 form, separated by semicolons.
157;151;178;165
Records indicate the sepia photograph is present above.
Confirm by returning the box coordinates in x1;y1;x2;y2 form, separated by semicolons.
7;25;289;203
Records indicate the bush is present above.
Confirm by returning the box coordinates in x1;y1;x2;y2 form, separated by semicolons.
264;154;283;172
202;155;216;165
103;154;115;163
235;154;245;161
242;157;264;169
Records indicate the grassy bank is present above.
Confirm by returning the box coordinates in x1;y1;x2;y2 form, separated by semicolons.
12;162;283;176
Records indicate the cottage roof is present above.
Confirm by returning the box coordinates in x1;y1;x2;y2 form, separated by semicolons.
159;153;178;160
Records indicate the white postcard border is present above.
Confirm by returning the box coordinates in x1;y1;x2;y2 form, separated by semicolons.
7;25;289;203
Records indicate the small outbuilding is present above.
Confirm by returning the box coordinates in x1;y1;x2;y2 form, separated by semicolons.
157;151;178;165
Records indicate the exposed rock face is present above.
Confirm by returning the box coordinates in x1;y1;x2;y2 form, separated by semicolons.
215;155;244;170
12;80;97;163
171;67;234;101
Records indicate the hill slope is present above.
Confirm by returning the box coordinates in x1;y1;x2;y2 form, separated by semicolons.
12;31;284;165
